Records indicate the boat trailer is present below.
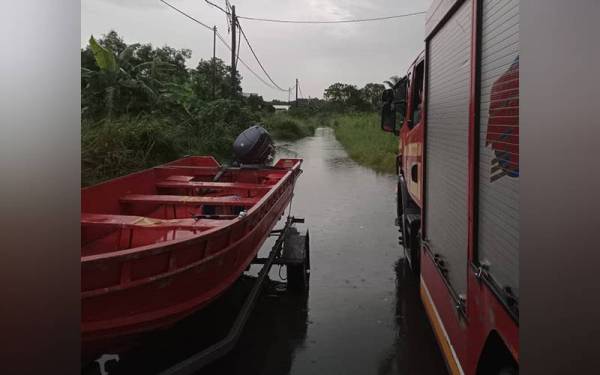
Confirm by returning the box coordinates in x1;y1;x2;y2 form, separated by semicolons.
154;215;310;375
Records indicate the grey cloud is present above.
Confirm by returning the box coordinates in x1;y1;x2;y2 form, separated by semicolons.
91;0;179;9
83;0;432;100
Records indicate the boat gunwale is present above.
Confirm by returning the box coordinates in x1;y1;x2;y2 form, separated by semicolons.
81;158;302;265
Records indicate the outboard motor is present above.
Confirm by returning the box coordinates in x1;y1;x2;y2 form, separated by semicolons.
233;125;275;166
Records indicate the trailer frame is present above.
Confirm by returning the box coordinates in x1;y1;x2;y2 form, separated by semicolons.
156;215;310;375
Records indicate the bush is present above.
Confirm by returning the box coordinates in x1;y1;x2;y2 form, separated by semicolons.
81;116;179;186
262;112;316;141
192;99;260;157
81;100;261;186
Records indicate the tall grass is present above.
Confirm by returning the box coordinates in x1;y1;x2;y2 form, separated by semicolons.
81;100;259;186
82;116;180;186
331;113;397;173
81;107;322;186
262;112;318;141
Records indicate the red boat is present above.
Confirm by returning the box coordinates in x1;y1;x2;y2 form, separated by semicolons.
81;156;302;357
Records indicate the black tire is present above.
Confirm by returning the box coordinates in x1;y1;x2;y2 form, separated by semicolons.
498;366;518;375
396;178;403;223
81;361;102;375
409;227;421;275
397;177;409;249
287;261;307;294
285;229;309;294
399;175;420;276
304;230;311;271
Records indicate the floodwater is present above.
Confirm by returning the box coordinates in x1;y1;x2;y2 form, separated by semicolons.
102;127;447;375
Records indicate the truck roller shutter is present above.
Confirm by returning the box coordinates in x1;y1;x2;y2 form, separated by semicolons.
478;0;520;299
425;0;472;298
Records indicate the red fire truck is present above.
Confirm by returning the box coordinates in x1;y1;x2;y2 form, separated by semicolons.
380;0;519;373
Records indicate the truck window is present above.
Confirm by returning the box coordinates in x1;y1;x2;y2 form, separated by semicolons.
392;76;409;128
410;62;425;129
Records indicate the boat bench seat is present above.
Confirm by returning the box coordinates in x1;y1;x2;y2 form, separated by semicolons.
154;166;221;176
119;194;258;207
164;175;195;182
81;213;228;230
155;180;271;191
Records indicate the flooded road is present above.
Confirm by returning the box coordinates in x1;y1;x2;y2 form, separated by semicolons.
108;128;447;375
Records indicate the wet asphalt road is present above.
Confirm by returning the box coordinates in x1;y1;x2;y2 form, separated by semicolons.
104;127;447;375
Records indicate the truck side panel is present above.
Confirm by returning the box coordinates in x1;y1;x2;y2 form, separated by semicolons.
426;0;463;37
425;0;472;298
477;0;520;298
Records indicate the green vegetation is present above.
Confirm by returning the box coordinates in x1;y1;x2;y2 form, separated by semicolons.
82;31;267;186
262;110;336;141
279;81;395;173
331;113;397;174
262;112;315;141
81;31;397;185
81;99;259;185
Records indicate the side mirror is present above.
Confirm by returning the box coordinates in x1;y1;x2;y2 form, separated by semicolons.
381;102;396;133
381;89;396;133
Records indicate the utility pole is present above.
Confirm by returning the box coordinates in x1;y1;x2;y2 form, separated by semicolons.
212;25;217;100
230;5;237;97
288;87;291;104
295;78;298;107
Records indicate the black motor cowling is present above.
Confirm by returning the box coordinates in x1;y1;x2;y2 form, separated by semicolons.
233;125;274;165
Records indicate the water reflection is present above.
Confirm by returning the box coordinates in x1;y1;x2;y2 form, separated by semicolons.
105;276;309;375
201;283;309;375
377;259;447;375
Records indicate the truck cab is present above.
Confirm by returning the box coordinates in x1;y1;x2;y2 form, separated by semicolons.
380;53;425;273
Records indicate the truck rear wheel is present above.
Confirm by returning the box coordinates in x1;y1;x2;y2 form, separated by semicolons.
398;175;420;276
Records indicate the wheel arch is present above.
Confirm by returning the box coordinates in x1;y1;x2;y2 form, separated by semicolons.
476;330;518;375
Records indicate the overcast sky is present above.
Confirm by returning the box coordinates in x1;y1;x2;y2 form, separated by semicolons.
82;0;432;101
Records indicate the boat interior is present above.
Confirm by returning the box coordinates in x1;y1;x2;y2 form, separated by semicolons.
81;157;292;257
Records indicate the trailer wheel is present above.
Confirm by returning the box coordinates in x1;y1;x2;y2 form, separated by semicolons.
286;230;310;294
304;230;311;271
287;260;308;293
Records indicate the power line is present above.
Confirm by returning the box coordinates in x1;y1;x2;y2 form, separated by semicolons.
204;0;229;15
201;1;425;24
159;0;285;93
205;1;232;33
237;21;288;92
216;31;281;91
237;11;427;24
160;0;213;31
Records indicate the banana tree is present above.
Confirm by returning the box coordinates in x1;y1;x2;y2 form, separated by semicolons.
81;36;173;119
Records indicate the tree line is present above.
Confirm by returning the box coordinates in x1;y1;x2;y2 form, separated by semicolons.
81;30;396;185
